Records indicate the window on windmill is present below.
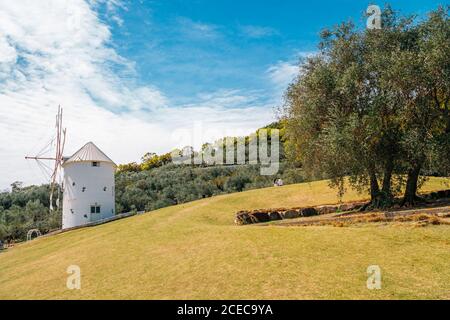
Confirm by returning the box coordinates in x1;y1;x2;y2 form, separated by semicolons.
90;205;101;214
92;161;100;167
70;209;74;214
103;187;107;191
72;182;76;186
82;187;86;192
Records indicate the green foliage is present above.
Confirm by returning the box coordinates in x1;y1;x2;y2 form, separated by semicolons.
284;5;449;207
111;120;296;214
140;152;172;171
115;162;304;213
225;173;252;192
117;162;141;173
0;184;62;241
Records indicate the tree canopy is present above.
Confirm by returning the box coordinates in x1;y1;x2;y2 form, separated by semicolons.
284;5;449;208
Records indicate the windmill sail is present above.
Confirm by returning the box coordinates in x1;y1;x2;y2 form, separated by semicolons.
25;105;66;211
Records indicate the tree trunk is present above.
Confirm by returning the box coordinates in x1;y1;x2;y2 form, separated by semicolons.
360;168;380;212
370;171;380;202
402;164;421;206
381;158;393;196
379;157;394;207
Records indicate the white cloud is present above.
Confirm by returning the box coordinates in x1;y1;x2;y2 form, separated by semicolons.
175;17;220;40
264;52;319;112
0;0;274;189
267;61;299;89
268;50;319;88
266;51;317;92
0;38;16;64
240;25;278;38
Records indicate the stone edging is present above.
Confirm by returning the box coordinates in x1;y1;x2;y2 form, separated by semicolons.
235;189;450;225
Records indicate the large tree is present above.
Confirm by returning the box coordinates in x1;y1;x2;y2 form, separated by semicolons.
388;6;450;205
284;5;449;208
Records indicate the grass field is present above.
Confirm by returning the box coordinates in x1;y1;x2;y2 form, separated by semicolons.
1;177;450;300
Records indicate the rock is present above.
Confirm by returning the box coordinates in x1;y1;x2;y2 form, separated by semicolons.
281;210;300;219
235;212;253;225
300;207;318;217
250;211;271;223
317;205;338;215
268;211;282;221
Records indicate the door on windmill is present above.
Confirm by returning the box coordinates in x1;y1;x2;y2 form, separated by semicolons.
90;205;101;222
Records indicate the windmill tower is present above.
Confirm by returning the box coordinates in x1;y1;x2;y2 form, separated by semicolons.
26;106;117;229
62;142;116;229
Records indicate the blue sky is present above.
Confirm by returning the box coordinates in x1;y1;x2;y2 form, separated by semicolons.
103;0;444;105
0;0;446;188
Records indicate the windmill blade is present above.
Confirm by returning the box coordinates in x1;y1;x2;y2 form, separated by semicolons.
61;128;67;164
35;136;55;158
35;159;53;181
49;105;63;211
56;185;60;209
49;192;54;211
58;108;66;167
25;105;66;212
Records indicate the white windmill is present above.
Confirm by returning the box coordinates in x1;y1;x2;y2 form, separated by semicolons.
26;106;117;229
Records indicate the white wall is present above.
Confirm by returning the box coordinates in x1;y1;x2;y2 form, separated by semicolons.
62;161;115;229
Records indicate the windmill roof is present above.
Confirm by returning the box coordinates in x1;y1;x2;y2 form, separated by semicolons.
63;142;116;167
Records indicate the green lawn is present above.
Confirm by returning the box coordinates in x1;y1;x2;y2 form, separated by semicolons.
1;177;449;300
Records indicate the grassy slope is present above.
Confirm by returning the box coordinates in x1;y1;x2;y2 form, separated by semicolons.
0;177;449;300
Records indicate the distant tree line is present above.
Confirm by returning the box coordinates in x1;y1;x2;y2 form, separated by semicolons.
0;122;304;242
284;5;449;208
115;162;305;214
0;182;61;242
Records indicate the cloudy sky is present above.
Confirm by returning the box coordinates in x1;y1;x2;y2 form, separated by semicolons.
0;0;443;189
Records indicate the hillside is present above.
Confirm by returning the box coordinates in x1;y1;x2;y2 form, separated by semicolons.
0;177;449;299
